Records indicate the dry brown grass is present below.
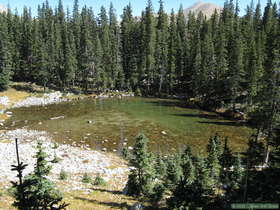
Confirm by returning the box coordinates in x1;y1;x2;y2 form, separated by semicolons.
0;88;30;120
0;184;140;210
0;88;29;107
63;188;138;210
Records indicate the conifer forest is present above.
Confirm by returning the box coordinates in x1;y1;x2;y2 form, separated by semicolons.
0;0;280;209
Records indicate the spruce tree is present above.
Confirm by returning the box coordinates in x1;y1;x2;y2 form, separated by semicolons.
164;154;182;191
176;5;187;90
167;9;177;94
143;0;156;94
227;6;244;110
120;4;138;90
127;133;155;197
11;141;68;209
0;14;12;90
109;3;122;90
224;153;244;202
154;0;168;95
206;136;222;187
168;152;195;209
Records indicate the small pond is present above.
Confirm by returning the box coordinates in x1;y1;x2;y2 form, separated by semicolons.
4;97;252;153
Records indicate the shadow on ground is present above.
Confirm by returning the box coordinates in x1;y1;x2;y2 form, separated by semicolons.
74;196;130;209
171;113;220;120
198;121;246;127
91;187;123;195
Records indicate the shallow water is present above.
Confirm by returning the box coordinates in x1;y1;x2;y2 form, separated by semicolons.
4;97;252;153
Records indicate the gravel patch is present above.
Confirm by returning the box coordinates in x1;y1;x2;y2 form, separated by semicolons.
12;92;67;108
0;129;129;191
0;96;9;107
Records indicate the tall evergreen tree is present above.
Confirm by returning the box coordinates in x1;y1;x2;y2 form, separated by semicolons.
0;14;12;90
108;3;123;90
154;0;168;95
127;133;155;197
142;0;156;94
167;9;177;94
11;141;68;209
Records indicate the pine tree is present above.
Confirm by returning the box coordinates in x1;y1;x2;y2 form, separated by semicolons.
79;7;96;92
224;153;244;201
227;4;244;110
64;25;77;88
201;21;217;105
19;7;33;81
220;137;234;185
154;0;168;95
214;21;229;105
168;152;195;209
120;4;138;90
11;141;68;209
6;9;20;82
246;135;266;168
164;154;182;191
193;154;216;207
206;135;222;187
154;154;166;179
72;0;81;66
220;137;234;169
98;6;110;89
176;5;187;91
142;0;156;94
0;14;12;90
167;9;177;94
109;3;122;90
127;133;155;197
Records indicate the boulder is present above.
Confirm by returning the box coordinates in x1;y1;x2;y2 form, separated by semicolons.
161;131;167;135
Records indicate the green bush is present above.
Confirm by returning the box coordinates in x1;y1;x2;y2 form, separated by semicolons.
81;173;92;184
59;169;68;181
93;175;106;186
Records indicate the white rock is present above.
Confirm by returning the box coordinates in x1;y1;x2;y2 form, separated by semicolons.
0;96;9;106
161;131;167;135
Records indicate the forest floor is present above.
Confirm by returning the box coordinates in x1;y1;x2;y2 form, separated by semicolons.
0;83;145;209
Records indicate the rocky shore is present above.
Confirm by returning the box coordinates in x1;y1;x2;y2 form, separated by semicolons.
12;92;67;108
0;129;129;191
0;88;134;192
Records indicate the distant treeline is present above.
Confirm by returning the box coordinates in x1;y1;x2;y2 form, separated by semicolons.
0;0;279;107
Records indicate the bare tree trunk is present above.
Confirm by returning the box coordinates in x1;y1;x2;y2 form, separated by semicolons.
15;138;23;185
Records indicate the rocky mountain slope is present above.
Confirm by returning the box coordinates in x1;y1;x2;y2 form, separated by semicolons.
184;1;222;18
0;4;7;13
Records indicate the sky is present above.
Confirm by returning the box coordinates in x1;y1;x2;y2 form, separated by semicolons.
0;0;276;18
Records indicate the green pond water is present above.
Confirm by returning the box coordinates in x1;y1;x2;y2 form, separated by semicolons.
4;97;252;153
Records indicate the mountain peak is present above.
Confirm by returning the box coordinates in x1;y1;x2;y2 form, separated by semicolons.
0;4;7;13
184;1;222;18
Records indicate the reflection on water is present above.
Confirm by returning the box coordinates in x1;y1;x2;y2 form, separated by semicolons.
4;97;252;153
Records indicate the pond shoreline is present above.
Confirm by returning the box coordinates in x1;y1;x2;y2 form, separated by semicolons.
0;87;131;192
